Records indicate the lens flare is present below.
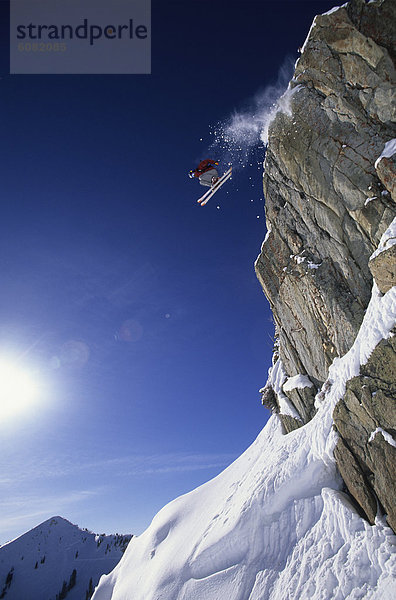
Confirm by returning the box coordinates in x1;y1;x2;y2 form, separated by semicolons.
0;359;40;421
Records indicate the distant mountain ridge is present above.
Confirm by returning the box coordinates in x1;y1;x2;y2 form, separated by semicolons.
0;516;132;600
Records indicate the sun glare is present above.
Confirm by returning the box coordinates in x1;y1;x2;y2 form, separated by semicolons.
0;360;40;420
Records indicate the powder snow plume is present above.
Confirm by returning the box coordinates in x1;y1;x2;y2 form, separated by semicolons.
209;58;297;170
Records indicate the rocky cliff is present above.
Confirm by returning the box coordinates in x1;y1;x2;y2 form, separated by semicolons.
256;0;396;531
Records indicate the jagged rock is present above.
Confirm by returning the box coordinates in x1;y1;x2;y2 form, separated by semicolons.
333;333;396;532
348;0;396;64
256;0;396;532
333;437;378;524
278;414;303;435
260;384;278;413
283;385;317;424
375;154;396;201
369;245;396;293
256;0;396;393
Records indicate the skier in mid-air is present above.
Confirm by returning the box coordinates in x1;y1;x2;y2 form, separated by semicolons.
189;159;220;187
189;159;233;206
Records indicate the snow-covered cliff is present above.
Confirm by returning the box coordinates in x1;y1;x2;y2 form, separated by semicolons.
255;0;396;532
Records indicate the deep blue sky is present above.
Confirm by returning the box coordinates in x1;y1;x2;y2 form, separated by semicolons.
0;0;336;543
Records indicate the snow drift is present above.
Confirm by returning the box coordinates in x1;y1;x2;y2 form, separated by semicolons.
93;283;396;599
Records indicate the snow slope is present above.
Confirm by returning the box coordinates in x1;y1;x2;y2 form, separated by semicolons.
93;283;396;600
370;217;396;261
0;516;132;600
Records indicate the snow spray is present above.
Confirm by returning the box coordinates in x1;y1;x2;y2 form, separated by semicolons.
208;57;297;170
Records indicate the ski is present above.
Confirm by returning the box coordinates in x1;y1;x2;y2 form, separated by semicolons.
197;167;232;205
200;171;232;206
197;167;232;206
200;169;232;205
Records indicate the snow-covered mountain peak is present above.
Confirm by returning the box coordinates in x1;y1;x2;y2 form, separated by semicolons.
0;516;132;600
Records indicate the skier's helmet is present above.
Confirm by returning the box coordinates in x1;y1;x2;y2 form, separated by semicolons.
188;170;195;179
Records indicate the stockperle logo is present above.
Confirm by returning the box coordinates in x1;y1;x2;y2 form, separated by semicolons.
10;0;151;74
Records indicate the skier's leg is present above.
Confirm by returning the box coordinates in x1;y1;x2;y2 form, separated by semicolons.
199;171;213;187
199;169;218;187
199;178;211;187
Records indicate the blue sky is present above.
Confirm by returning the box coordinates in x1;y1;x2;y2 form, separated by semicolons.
0;0;335;543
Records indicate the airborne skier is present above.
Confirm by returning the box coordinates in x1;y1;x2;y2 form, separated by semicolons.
189;159;220;187
189;159;232;206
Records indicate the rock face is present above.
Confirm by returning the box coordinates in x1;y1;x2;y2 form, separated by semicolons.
333;331;396;530
369;245;396;293
256;0;396;531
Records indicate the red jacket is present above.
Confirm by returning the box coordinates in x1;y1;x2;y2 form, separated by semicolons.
193;159;217;178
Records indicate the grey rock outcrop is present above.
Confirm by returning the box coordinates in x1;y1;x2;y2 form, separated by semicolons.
256;0;396;531
278;414;303;434
256;0;395;395
369;245;396;293
333;332;396;531
376;153;396;200
283;385;317;423
256;0;395;390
